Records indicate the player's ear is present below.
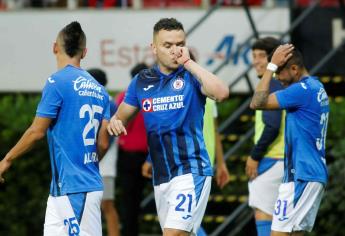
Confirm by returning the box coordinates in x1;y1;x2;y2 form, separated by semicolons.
290;64;299;76
53;42;58;55
81;48;87;59
151;42;157;55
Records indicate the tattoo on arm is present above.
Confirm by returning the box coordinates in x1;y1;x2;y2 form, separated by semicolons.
252;91;269;108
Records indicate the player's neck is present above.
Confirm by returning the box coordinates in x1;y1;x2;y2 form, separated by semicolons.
298;69;309;81
157;63;174;75
57;55;81;70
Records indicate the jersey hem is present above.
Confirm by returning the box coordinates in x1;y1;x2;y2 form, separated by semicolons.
50;186;103;197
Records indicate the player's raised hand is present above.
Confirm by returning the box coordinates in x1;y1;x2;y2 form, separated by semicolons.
107;116;127;136
0;159;12;184
271;44;294;67
245;156;259;180
172;46;191;66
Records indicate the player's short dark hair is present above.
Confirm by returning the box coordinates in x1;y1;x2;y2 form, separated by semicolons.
153;18;184;34
130;63;148;78
277;48;305;73
252;37;281;57
88;68;107;86
59;21;86;58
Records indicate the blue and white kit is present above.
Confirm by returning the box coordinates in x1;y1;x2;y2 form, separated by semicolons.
124;65;213;233
37;65;110;235
272;76;329;232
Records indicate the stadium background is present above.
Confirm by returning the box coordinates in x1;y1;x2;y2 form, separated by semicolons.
0;0;344;235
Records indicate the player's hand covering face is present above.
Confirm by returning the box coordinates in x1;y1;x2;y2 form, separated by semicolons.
153;29;186;72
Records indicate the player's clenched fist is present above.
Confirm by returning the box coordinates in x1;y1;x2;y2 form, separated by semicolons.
107;116;127;136
172;46;190;65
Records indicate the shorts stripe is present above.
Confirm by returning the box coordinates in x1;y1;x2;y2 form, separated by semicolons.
192;174;206;205
67;192;87;224
293;180;308;207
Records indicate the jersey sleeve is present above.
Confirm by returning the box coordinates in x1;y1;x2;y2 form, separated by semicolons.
36;76;62;118
275;82;310;109
124;76;139;107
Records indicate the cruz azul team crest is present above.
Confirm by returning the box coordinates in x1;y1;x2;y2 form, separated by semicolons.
142;98;153;112
171;76;185;91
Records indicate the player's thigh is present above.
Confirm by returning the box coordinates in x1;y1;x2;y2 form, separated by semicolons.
163;227;190;236
272;181;324;233
44;191;103;236
164;174;212;234
44;195;67;236
248;161;284;215
79;191;103;236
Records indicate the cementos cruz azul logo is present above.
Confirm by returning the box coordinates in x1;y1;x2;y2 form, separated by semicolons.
73;76;102;92
142;98;153;112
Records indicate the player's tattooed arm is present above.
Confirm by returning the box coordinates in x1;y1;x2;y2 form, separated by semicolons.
251;90;269;109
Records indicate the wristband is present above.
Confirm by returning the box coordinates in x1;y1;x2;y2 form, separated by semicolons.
183;58;191;65
266;62;278;72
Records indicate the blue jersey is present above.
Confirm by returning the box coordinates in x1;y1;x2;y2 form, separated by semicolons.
36;65;110;196
276;76;329;184
124;65;213;185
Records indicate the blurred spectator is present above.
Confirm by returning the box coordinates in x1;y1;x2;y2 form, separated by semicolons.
88;68;120;236
116;63;149;236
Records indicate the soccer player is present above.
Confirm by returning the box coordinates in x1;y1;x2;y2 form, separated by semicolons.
0;22;110;236
250;44;329;236
107;18;229;236
246;37;285;236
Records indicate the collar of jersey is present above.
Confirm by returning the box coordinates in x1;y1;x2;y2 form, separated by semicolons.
66;64;83;70
153;64;184;79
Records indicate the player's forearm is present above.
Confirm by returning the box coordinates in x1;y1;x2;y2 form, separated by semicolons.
4;127;46;163
97;142;109;161
97;120;110;161
113;103;139;126
250;70;274;109
184;60;229;102
215;132;225;166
